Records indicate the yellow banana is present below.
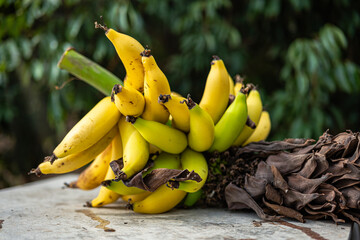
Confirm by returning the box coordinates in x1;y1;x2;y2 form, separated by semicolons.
111;84;145;117
243;110;271;146
233;87;263;146
116;116;149;180
89;164;121;207
132;184;187;214
199;56;230;124
141;49;171;124
228;75;235;95
30;126;118;176
185;96;214;152
126;116;187;154
170;91;183;98
121;191;152;204
158;94;190;132
234;74;244;95
209;92;248;152
129;151;183;214
96;24;145;92
68;142;113;190
173;148;208;193
49;96;120;162
111;128;124;161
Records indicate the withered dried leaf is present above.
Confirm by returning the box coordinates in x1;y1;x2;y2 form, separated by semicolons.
282;189;322;210
341;187;360;209
244;174;267;200
225;183;281;221
266;152;310;175
287;173;331;194
263;198;304;222
265;184;283;205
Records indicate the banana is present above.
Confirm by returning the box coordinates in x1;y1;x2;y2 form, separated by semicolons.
126;116;187;154
172;148;208;193
143;152;181;174
132;155;186;214
96;23;145;92
89;164;121;207
233;86;263;146
116;116;149;180
30;126;118;176
243;110;271;146
105;151;180;195
105;178;146;196
121;191;152;204
234;74;244;95
67;141;113;190
111;128;124;161
111;84;145;117
158;94;190;132
209;91;248;152
132;184;187;214
141;49;171;124
184;96;214;152
49;96;120;162
183;189;203;207
199;56;230;124
228;75;235;95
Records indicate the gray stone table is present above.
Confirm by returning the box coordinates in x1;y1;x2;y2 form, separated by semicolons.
0;174;352;239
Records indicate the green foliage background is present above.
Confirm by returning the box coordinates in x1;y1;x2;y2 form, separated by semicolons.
1;0;360;188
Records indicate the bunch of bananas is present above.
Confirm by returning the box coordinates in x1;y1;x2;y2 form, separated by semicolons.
30;24;271;214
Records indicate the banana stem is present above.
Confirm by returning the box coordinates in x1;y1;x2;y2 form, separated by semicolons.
57;47;122;95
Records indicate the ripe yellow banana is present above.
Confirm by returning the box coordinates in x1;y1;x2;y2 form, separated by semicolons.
173;148;208;193
228;75;235;95
243;110;271;146
116;116;149;180
158;94;190;132
111;128;124;161
185;96;214;152
132;184;187;214
209;92;248;152
50;96;120;162
30;126;118;176
199;56;230;124
68;142;113;190
111;84;145;117
96;24;145;92
141;49;171;124
121;191;152;204
126;116;187;154
234;74;244;95
233;87;263;146
89;164;121;207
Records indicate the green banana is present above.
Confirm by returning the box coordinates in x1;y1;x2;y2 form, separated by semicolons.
209;92;248;152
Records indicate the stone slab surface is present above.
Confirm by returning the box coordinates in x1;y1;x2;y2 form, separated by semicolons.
0;174;351;239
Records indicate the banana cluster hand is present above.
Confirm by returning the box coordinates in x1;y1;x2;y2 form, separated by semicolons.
30;25;271;214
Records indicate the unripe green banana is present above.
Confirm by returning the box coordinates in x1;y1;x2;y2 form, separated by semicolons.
126;116;187;154
209;92;247;152
233;87;263;146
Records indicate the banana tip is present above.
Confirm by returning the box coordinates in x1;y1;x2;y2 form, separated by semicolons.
125;116;136;124
84;201;93;208
28;167;42;177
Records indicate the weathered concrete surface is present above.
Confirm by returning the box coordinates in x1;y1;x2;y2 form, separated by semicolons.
0;174;351;239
